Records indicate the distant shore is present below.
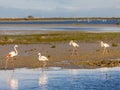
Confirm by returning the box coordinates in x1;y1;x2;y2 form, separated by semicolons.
0;23;119;27
0;17;120;21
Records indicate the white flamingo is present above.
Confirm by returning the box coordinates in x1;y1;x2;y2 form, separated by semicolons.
69;40;79;56
100;41;110;54
5;45;18;70
38;53;48;68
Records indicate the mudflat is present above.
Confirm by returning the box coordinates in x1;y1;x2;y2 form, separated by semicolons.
0;29;120;69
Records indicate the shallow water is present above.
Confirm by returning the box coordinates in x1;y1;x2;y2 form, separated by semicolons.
0;67;120;90
0;26;120;35
0;20;119;24
0;26;120;31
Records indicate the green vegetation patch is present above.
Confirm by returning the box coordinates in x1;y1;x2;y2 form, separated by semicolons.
0;32;120;44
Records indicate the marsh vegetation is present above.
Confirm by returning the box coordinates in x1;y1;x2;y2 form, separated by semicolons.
0;31;120;44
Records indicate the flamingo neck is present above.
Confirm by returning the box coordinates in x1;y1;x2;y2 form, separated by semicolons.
39;54;41;58
14;46;18;55
69;41;72;45
70;41;74;45
101;42;104;47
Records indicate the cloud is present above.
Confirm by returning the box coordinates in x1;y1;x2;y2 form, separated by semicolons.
0;0;120;10
0;0;120;17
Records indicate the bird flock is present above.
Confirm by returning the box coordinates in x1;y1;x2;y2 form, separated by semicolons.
4;40;110;70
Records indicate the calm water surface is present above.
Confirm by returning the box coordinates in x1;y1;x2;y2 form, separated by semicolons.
0;26;120;32
0;20;120;33
0;26;120;35
0;67;120;90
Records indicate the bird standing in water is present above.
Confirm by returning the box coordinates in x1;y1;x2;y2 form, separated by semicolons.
69;40;79;56
5;45;18;70
38;53;48;69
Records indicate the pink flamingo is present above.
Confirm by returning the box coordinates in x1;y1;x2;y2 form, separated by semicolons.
5;45;18;70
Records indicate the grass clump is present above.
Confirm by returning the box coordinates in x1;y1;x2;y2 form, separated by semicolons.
112;43;118;47
51;45;56;48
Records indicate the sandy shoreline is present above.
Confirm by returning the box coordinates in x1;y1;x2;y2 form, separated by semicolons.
0;42;120;70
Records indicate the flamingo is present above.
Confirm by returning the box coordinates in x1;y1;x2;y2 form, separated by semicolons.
100;41;110;54
5;45;18;70
69;40;79;56
38;53;48;68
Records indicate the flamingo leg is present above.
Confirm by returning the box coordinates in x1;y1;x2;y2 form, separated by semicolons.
75;48;79;56
106;49;108;54
106;48;109;54
103;48;105;55
72;48;75;56
42;67;45;72
43;61;47;68
105;48;108;54
5;57;9;70
11;57;15;70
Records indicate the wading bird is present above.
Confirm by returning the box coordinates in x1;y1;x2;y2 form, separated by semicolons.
38;53;48;68
100;41;110;54
5;45;18;70
69;40;79;56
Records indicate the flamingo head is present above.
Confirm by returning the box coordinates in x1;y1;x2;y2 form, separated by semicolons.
97;41;103;44
38;53;41;55
100;41;104;47
100;41;103;44
69;40;73;45
15;45;18;47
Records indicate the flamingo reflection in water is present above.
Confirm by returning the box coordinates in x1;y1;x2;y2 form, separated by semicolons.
38;68;48;90
100;67;111;79
39;70;48;85
7;70;18;90
69;69;79;75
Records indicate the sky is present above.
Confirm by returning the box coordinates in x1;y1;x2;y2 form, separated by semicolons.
0;0;120;18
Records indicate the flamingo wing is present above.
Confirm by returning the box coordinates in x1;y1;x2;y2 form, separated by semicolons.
41;56;48;61
73;43;79;48
104;43;110;47
8;51;16;57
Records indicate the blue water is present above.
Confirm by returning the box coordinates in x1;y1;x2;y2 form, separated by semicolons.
0;20;120;32
0;67;120;90
0;20;120;24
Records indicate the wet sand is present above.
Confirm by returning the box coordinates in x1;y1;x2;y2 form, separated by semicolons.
0;42;120;70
